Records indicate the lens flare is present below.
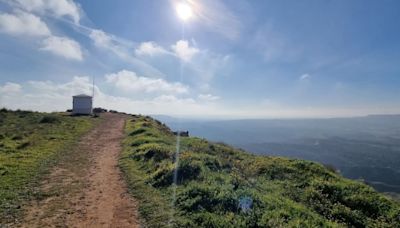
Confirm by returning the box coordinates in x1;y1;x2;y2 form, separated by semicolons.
175;2;193;21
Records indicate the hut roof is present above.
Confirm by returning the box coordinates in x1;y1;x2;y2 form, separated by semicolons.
73;94;92;98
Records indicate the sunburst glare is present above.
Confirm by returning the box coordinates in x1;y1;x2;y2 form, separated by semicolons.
175;2;193;21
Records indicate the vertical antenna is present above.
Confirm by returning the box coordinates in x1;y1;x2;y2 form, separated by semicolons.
92;76;95;98
92;76;95;111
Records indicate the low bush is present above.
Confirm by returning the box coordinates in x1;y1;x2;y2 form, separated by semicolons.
11;135;23;140
174;159;203;184
39;115;60;124
133;144;171;162
129;128;147;136
93;107;107;113
130;137;167;147
149;163;175;187
16;141;30;149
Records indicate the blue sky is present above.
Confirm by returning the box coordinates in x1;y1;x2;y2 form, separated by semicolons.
0;0;399;118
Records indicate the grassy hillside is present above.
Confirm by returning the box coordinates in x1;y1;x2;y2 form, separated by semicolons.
120;115;400;227
0;109;96;223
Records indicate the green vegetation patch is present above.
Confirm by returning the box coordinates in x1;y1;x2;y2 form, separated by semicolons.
0;109;96;223
120;115;400;227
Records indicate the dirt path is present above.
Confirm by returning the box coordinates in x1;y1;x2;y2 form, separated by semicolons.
20;113;140;227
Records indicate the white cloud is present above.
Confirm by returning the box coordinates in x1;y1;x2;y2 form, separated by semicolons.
0;10;50;37
91;37;227;84
198;94;220;101
28;76;92;95
89;29;142;58
135;41;168;57
153;94;195;103
105;70;188;94
40;36;83;61
95;94;219;117
89;29;137;61
14;0;81;24
0;7;83;61
0;76;92;111
300;73;310;80
89;29;113;49
0;82;22;93
171;40;199;62
88;29;165;77
126;40;231;86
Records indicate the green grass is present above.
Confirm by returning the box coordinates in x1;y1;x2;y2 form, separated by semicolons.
120;115;400;227
0;109;96;223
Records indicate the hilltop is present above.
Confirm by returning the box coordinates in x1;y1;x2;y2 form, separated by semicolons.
1;110;399;227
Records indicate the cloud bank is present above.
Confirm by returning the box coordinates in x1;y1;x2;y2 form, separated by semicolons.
14;0;81;24
40;36;83;61
0;73;223;117
0;4;83;61
0;10;50;37
105;70;188;95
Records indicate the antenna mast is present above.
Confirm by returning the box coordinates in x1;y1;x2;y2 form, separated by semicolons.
92;76;95;97
92;76;95;106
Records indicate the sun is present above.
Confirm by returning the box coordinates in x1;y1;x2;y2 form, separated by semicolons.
175;2;193;21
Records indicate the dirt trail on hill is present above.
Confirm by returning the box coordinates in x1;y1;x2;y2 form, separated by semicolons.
20;113;140;228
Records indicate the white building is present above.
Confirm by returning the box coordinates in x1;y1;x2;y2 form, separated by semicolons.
72;94;93;115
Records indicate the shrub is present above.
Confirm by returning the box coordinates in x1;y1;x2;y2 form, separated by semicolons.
16;141;30;149
176;159;203;184
129;128;147;136
142;122;151;127
39;115;60;124
203;156;223;171
176;183;249;215
11;135;23;140
149;159;202;187
130;137;166;147
16;110;33;118
149;164;175;187
93;107;107;113
330;203;365;227
133;144;171;162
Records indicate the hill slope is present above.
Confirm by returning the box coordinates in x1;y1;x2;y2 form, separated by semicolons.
120;115;400;227
157;115;400;194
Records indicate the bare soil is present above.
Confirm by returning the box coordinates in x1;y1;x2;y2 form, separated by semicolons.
19;113;140;228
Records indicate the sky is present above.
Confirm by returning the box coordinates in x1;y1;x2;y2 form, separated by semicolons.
0;0;399;118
